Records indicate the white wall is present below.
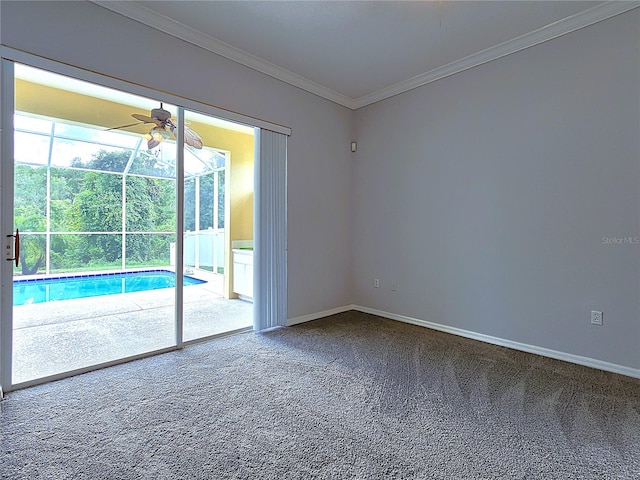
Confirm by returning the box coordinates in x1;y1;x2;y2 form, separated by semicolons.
2;2;638;373
0;0;354;320
352;10;640;371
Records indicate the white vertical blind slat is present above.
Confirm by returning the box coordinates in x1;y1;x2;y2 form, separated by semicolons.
253;129;287;331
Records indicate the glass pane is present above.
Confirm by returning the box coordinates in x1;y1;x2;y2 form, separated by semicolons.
50;167;81;231
125;233;176;269
55;123;140;148
14;132;50;166
184;178;196;232
14;114;53;134
50;234;122;273
14;165;46;233
184;150;208;176
50;168;122;232
218;170;226;229
50;139;130;171
128;142;176;178
184;148;226;176
182;109;252;342
13;234;46;277
206;149;226;170
198;174;214;230
125;177;176;232
12;63;177;385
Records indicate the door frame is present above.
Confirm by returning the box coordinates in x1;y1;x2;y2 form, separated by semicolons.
0;48;290;394
0;59;15;395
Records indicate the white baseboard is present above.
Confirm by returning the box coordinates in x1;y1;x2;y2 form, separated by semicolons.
286;304;640;379
352;305;640;380
286;305;355;327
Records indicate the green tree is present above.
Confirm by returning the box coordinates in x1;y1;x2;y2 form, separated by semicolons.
14;165;46;221
71;149;128;172
14;148;219;272
14;166;46;274
62;151;125;265
125;175;175;264
50;167;83;231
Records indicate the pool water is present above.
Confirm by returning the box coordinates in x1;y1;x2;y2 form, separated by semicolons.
13;270;206;306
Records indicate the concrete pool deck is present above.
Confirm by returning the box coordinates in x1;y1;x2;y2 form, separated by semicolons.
11;270;253;385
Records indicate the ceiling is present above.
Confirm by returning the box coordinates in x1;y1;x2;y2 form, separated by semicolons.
94;1;637;109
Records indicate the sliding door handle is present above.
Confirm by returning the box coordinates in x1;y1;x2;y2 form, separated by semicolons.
6;229;19;267
15;229;19;267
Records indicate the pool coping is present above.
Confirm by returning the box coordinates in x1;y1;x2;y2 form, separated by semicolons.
13;267;186;284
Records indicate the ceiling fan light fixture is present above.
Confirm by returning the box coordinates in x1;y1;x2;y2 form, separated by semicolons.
152;127;170;142
143;127;171;148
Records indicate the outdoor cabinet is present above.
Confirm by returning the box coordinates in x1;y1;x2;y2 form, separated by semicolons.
232;249;253;301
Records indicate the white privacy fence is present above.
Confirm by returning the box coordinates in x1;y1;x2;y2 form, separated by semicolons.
171;229;225;273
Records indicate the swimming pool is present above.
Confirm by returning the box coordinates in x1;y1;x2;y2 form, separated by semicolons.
13;270;206;306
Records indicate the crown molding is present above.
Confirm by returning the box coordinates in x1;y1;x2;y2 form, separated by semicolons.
93;1;638;111
91;0;357;109
353;1;640;109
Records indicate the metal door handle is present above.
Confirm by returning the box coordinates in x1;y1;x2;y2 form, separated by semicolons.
6;229;19;267
15;229;19;267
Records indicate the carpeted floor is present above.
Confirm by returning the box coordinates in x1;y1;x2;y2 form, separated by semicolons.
1;311;639;479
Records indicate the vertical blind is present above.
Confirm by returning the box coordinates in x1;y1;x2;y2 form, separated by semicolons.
253;129;287;331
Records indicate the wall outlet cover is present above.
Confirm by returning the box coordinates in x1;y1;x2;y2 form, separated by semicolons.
591;310;603;325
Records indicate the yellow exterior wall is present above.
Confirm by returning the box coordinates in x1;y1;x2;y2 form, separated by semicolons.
188;123;254;299
15;80;254;298
16;80;147;134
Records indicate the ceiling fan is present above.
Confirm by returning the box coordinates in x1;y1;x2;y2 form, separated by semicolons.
109;103;204;150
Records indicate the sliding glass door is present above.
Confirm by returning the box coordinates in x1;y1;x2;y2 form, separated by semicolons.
182;109;254;341
0;54;284;394
10;64;178;384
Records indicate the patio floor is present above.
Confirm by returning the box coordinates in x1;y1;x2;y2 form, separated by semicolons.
12;270;253;385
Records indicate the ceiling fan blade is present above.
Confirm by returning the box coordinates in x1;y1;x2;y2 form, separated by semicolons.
169;120;204;149
132;113;162;126
105;121;144;132
184;127;204;149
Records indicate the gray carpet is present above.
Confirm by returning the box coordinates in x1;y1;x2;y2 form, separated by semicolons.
1;311;639;479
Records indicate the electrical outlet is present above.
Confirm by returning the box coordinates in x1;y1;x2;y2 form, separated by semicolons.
591;310;603;326
374;278;379;288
